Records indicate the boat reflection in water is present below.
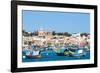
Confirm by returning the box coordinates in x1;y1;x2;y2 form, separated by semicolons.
22;44;90;62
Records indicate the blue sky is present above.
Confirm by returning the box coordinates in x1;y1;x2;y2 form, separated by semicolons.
22;10;90;33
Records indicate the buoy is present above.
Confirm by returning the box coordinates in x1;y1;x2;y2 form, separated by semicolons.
23;56;26;59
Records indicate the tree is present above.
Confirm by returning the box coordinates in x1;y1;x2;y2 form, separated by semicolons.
52;31;72;36
22;30;29;36
80;33;89;37
34;31;38;36
63;32;72;36
57;32;64;35
52;31;56;35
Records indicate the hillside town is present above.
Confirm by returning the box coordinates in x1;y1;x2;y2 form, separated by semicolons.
22;28;90;48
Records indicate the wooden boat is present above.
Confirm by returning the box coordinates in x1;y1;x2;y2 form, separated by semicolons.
25;45;41;59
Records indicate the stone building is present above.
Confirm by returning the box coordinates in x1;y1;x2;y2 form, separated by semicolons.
38;28;53;38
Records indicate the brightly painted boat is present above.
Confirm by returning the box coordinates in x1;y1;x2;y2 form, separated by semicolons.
53;45;87;57
53;46;69;56
23;45;41;59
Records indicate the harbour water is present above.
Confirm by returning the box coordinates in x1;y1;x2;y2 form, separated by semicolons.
22;47;90;62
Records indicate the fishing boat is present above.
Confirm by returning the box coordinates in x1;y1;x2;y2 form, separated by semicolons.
67;46;87;57
53;46;68;56
25;45;41;59
53;45;86;57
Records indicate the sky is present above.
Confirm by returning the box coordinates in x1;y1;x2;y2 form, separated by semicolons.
22;10;90;33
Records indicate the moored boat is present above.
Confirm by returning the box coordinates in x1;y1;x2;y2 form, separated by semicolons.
24;45;41;59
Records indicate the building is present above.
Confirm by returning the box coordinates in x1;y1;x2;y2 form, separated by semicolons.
22;28;90;47
38;28;52;38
